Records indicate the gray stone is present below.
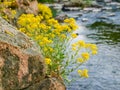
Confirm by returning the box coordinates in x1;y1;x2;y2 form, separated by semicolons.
38;78;66;90
98;16;108;19
102;7;112;10
82;18;88;22
92;8;101;12
104;0;112;3
55;14;68;22
108;13;116;17
0;16;45;90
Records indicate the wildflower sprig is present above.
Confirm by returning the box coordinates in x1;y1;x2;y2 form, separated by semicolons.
61;39;97;80
17;10;78;77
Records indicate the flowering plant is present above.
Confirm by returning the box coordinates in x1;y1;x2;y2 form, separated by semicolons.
0;0;98;83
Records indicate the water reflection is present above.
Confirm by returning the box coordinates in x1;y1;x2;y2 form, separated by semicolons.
87;22;120;45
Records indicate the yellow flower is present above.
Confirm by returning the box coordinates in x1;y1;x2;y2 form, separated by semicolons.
61;34;66;39
19;28;26;33
92;50;97;55
43;47;48;52
81;52;90;60
71;42;78;51
62;25;71;32
69;18;76;23
78;69;89;78
64;18;75;23
82;69;89;78
31;24;37;29
39;42;44;46
77;70;82;74
77;40;85;47
85;44;98;51
11;10;16;18
49;47;54;52
72;43;77;47
72;47;77;51
70;23;78;30
71;33;77;38
85;43;91;48
38;4;52;19
50;33;55;38
77;58;84;63
45;58;51;65
64;18;69;23
43;37;53;44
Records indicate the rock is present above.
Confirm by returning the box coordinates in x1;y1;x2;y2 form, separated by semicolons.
91;1;103;8
61;5;71;11
69;7;81;11
92;8;101;12
63;0;68;2
82;18;88;22
70;0;82;4
53;6;62;10
102;6;112;10
62;5;81;11
108;13;115;17
55;14;68;22
83;8;93;12
116;6;120;9
104;0;112;3
98;16;108;19
16;0;39;15
96;0;111;3
38;78;66;90
108;2;120;6
77;13;83;16
83;8;102;13
72;15;79;19
0;16;45;90
96;0;104;2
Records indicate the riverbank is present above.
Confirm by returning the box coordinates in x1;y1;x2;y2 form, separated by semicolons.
47;1;120;90
46;1;120;26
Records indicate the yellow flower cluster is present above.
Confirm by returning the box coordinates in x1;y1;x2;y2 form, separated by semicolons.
1;1;98;81
0;0;16;21
85;44;98;55
77;52;89;63
64;18;78;30
17;14;78;49
0;1;12;8
38;3;52;19
78;69;89;78
71;40;97;64
16;3;78;77
71;40;85;51
71;33;78;38
72;40;97;52
11;10;16;18
45;58;51;65
18;14;42;27
81;52;90;60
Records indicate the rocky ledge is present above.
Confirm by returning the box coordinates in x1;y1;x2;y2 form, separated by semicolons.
0;16;66;90
0;16;46;90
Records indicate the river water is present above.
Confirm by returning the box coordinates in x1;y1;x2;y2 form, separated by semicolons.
49;2;120;89
66;16;120;90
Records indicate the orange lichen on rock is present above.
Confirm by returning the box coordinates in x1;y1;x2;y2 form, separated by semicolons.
0;16;45;90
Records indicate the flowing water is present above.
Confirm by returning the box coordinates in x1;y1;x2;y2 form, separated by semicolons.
49;2;120;89
67;21;120;90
